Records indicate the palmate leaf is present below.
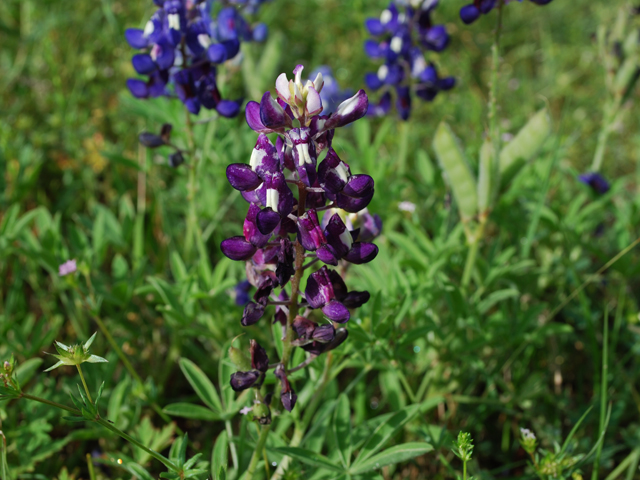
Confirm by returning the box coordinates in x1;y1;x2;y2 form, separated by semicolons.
432;122;478;222
272;447;344;473
349;442;433;475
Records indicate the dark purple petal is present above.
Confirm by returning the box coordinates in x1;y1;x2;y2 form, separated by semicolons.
250;339;269;372
357;211;383;242
305;266;335;309
312;324;336;343
368;91;392;117
324;214;353;259
396;85;412;121
322;300;350;323
208;43;228;63
290;128;318;187
168;152;184;168
281;388;297;412
342;291;371;309
324;327;348;352
154;40;175;71
132;54;157;75
227;164;262;191
343;174;374;197
328;269;349;301
217;100;241;118
251;134;280;176
293;316;317;339
343;242;378;264
125;28;148;49
127;79;149;98
324;90;369;130
221;236;257;261
138;132;165;148
241;302;265;326
244;204;271;247
262;172;294;215
318;149;351;195
365;18;385;35
480;0;497;14
422;25;450;52
260;92;288;129
297;210;326;251
337;192;374;213
246;101;269;132
364;40;383;59
365;72;384;91
276;237;295;286
230;371;260;391
460;4;481;24
316;245;339;266
256;207;281;235
578;172;610;194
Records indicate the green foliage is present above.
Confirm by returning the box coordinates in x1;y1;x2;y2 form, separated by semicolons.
1;0;640;479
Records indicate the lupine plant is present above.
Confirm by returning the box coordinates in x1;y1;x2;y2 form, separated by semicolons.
364;0;455;120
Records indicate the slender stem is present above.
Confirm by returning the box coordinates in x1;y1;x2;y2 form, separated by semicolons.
184;108;198;260
280;182;307;371
289;355;318;373
96;417;178;470
245;424;272;480
226;420;239;470
22;393;81;414
591;103;614;172
19;393;178;470
92;314;143;385
271;353;333;480
87;453;97;480
463;459;468;480
76;364;93;404
592;309;609;479
461;221;485;289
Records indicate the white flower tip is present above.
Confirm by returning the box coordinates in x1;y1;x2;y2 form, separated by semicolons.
275;73;290;101
313;72;324;93
306;87;323;116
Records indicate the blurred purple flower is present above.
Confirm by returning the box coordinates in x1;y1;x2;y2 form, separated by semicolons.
59;259;77;277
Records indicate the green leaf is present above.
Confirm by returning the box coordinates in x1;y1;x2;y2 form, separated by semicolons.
332;395;352;468
178;358;223;413
163;403;220;421
432;122;477;222
211;430;229;478
1;430;10;480
349;443;433;475
499;108;551;188
353;404;421;466
14;357;43;385
272;447;344;473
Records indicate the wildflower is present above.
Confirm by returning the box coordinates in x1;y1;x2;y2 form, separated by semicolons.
460;0;554;25
58;259;77;277
44;333;108;372
364;1;454;119
125;0;269;116
578;172;610;194
223;65;378;412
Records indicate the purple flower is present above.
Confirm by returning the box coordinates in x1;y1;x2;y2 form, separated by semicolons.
125;0;267;116
460;0;553;24
578;172;610;195
225;65;377;413
59;259;77;277
364;1;454;120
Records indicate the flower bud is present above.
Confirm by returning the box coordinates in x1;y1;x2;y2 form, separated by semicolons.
230;371;261;392
4;361;11;374
250;340;269;372
229;345;252;372
252;399;271;425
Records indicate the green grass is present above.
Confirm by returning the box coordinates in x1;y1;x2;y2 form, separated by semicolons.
1;0;640;478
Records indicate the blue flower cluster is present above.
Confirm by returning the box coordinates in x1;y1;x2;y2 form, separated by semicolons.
460;0;553;25
125;0;269;117
364;0;455;120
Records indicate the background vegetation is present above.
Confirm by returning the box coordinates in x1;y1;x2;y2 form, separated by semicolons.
1;0;640;478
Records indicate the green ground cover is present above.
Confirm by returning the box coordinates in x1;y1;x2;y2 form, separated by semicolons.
1;0;640;478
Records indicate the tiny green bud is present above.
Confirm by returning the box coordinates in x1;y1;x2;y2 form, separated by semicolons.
452;431;474;462
3;361;11;374
519;427;537;455
252;400;271;425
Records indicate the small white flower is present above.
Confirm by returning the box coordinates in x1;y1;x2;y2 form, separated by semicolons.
398;201;416;213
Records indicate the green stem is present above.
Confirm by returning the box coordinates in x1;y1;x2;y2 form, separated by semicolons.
92;314;142;385
20;392;178;471
184;108;198;260
281;182;307;371
461;221;485;289
96;417;178;470
591;104;614;172
87;453;97;480
463;459;467;480
592;309;609;480
76;364;93;404
245;424;272;480
271;353;333;480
